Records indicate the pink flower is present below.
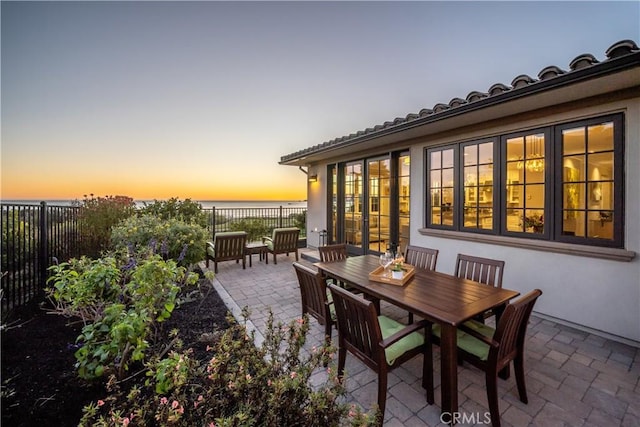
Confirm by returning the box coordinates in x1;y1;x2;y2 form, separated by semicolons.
267;379;272;386
197;395;204;402
122;418;130;427
171;400;179;409
290;371;297;379
97;399;105;407
160;397;168;405
209;423;216;427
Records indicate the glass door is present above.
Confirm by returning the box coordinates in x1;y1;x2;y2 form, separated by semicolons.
367;157;391;253
337;153;410;255
343;161;365;253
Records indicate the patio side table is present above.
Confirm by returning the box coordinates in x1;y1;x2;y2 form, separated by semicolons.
245;242;268;267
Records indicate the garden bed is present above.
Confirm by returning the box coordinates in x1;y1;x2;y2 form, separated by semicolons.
1;269;230;427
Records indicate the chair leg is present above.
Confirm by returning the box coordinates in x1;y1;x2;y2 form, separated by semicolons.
337;347;347;379
514;355;528;404
377;371;388;423
273;254;277;264
486;371;501;427
214;262;218;274
408;312;414;324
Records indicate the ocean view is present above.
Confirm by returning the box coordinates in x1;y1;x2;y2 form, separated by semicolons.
1;200;307;209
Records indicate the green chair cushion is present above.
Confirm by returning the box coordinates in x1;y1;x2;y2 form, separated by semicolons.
326;291;336;321
270;227;299;239
206;242;215;257
265;241;274;251
432;320;495;361
378;315;425;365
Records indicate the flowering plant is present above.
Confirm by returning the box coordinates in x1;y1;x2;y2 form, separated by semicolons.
79;309;378;426
523;213;544;232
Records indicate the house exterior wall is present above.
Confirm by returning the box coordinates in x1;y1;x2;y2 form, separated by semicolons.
305;95;640;345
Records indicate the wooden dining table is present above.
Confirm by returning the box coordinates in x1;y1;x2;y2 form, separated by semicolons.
315;254;520;417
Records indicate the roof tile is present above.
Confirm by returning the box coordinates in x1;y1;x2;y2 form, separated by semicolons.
281;39;639;164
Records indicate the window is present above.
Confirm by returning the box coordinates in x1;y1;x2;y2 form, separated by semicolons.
503;130;549;238
428;147;455;227
462;140;496;231
425;113;624;248
555;115;623;247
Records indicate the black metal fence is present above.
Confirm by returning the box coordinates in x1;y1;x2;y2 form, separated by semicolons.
1;202;306;315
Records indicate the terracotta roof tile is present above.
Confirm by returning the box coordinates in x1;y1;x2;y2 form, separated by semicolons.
281;39;639;164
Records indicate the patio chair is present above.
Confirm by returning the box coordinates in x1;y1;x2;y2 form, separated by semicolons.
262;227;300;264
428;289;542;427
293;262;335;346
318;243;348;263
455;253;505;322
404;245;439;324
328;284;433;423
206;231;247;273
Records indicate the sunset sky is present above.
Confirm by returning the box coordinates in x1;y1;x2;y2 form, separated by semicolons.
2;1;638;201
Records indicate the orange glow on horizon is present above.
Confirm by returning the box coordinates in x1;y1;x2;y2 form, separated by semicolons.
1;174;307;201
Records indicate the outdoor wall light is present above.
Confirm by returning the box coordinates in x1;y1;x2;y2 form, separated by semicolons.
308;174;318;183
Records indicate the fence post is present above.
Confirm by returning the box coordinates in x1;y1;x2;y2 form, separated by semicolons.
211;206;216;240
279;205;283;228
38;201;48;289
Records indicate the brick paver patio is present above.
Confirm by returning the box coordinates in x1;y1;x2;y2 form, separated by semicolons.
201;248;640;426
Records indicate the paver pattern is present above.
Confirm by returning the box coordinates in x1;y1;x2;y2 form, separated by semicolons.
202;249;640;426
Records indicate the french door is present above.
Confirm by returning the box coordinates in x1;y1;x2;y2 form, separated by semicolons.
329;152;410;255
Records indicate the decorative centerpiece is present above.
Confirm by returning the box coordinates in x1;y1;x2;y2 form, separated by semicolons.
391;262;404;280
369;258;415;286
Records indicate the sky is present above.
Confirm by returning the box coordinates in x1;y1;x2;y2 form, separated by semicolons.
1;1;639;201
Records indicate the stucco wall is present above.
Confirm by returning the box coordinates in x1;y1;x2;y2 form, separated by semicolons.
303;97;640;344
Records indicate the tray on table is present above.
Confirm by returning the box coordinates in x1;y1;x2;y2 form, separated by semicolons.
368;264;415;286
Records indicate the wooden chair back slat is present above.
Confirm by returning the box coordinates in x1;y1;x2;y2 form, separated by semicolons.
404;245;439;271
455;253;505;288
318;243;348;263
293;263;328;323
492;289;542;364
329;284;382;372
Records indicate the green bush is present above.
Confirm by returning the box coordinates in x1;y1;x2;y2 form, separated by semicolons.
46;252;200;380
228;218;271;243
110;215;207;267
139;198;208;229
1;209;35;271
74;194;137;258
80;309;378;426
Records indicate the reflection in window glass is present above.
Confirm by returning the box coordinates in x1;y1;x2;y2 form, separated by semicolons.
398;154;410;255
462;141;494;230
429;148;455;227
562;121;615;240
506;133;545;234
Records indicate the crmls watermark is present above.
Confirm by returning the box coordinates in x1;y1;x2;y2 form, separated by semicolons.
440;411;492;425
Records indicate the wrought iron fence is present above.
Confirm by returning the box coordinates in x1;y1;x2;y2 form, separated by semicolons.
1;202;306;315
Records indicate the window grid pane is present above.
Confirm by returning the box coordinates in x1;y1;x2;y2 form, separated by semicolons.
562;121;615;240
506;134;545;234
429;148;454;226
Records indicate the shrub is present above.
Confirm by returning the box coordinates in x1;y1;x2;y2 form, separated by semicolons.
139;198;208;229
1;209;35;271
228;218;270;243
80;310;378;426
110;215;207;267
46;252;201;380
74;194;137;258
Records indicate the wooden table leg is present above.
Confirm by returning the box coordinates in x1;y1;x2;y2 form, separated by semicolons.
440;324;458;421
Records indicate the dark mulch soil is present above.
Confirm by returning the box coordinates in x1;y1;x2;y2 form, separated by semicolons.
1;268;230;427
